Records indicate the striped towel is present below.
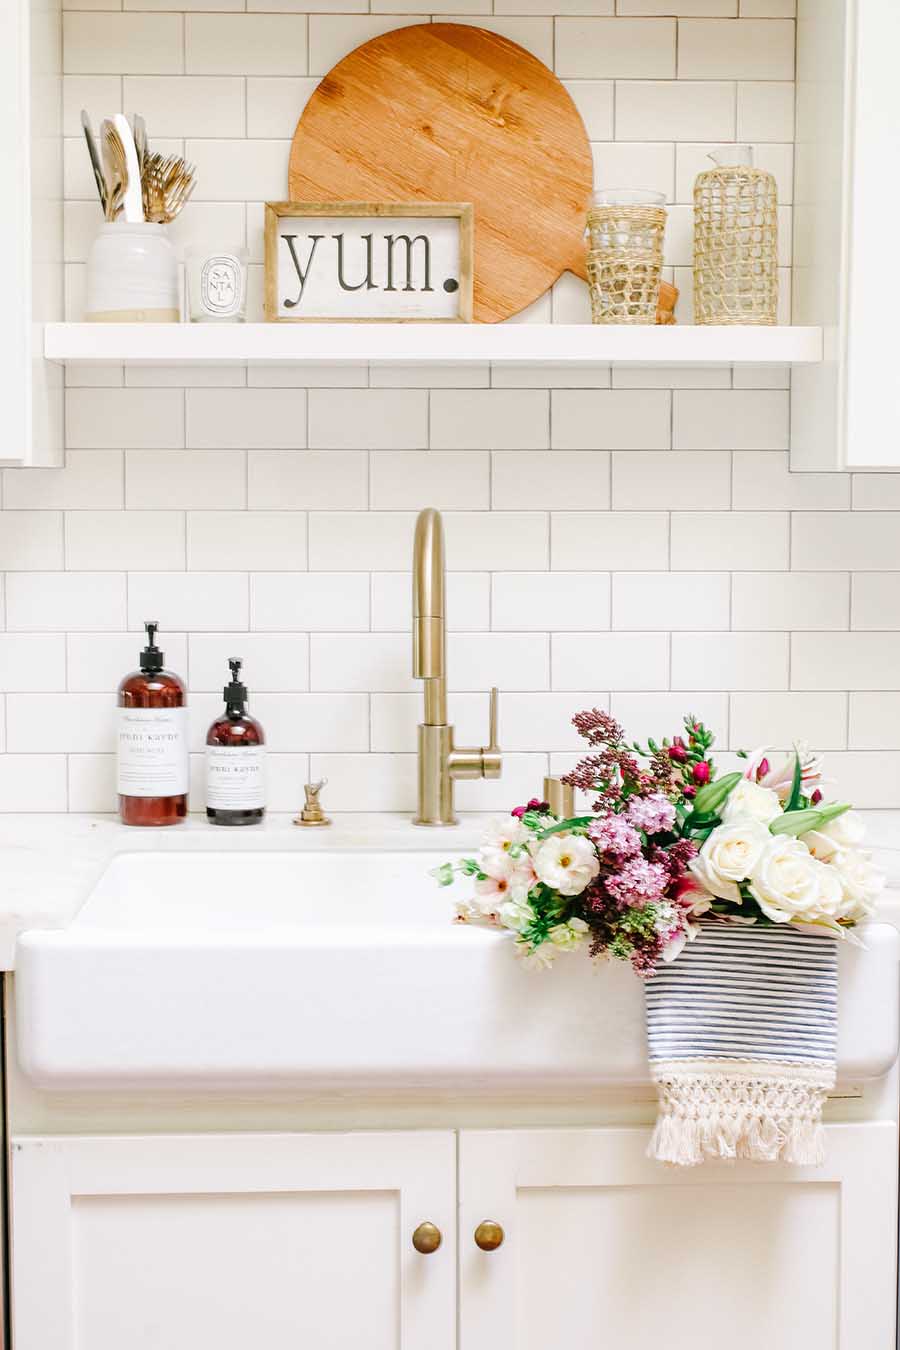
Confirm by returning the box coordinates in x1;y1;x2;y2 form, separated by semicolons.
645;920;838;1166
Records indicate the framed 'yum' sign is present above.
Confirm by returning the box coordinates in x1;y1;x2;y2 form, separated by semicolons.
264;202;474;322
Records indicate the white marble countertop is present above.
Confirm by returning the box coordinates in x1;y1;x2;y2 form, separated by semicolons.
0;810;897;972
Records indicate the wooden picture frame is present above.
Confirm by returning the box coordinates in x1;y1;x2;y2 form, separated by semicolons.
264;202;474;323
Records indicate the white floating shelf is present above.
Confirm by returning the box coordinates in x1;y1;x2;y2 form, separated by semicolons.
44;322;823;368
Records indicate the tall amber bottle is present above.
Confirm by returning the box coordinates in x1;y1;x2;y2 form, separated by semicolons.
117;622;188;826
205;659;266;826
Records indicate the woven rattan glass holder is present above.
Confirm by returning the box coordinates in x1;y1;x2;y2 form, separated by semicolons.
586;190;666;325
693;146;778;325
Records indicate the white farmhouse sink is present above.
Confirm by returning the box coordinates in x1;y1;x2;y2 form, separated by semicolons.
15;850;900;1092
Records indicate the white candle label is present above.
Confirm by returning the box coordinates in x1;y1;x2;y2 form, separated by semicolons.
206;746;266;810
117;707;189;797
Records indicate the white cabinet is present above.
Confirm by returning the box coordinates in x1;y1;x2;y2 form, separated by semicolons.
11;1124;898;1349
0;0;63;467
460;1125;898;1350
792;0;900;470
10;1130;456;1350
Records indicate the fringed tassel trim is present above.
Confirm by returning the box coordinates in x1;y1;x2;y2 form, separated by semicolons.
648;1064;834;1167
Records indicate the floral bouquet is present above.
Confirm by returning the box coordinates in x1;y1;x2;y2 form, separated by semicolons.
434;709;884;1166
434;708;882;975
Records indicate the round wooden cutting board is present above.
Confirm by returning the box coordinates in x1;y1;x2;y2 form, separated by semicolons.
288;23;593;323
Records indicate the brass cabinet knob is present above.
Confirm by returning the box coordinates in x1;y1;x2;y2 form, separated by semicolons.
474;1220;504;1251
412;1221;442;1254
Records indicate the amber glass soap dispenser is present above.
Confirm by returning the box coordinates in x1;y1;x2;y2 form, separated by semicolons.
117;622;188;826
205;659;266;826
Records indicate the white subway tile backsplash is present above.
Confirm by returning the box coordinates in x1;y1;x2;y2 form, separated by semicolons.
127;572;249;632
849;694;900;750
591;142;675;200
851;475;900;511
250;693;369;752
615;81;736;141
739;0;795;16
672;632;789;690
736;80;794;140
431;390;549;451
7;573;126;632
678;18;795;80
821;752;900;809
792;514;900;571
66;510;184;570
452;633;550;691
0;514;64;570
0;756;68;812
308;513;415;571
553;632;668;690
187;512;308;571
444;513;549;571
188;140;290;203
852;574;900;631
552;512;669;570
730;691;846;750
126;451;246;509
0;637;67;692
187;389;307;450
673;390;789;450
371;572;490;633
492;572;611;632
732;572;850;631
308;15;424;75
732;452;850;510
188;634;309;692
310;390;427;451
186;14;309;75
63;75;122;137
556;17;676;78
610;691;728;745
370;452;490;511
311;634;412;692
552;390;671;451
246;78;319;137
248;451;367;511
67;388;184;449
251;572;370;631
619;0;735;11
492;451;610;511
66;632;188;692
613;572;730;630
6;693;114;753
309;753;416;811
67;754;115;813
64;12;182;73
671;511;789;570
562;81;614;139
612;451;731;510
122;77;244;137
791;633;900;691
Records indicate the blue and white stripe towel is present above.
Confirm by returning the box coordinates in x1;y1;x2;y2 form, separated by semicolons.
645;920;837;1166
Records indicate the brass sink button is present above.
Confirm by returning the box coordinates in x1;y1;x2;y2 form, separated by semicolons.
412;1221;442;1254
474;1220;504;1251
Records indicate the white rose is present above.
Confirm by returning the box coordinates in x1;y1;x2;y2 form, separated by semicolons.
532;834;599;897
831;848;885;923
689;819;772;904
721;778;782;826
803;812;866;862
748;835;841;924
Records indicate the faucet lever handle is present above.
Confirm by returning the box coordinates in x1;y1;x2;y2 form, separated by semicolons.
483;686;501;780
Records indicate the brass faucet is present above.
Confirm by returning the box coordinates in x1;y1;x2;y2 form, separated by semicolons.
412;507;501;825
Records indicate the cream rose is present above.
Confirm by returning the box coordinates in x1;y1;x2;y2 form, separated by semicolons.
689;819;772;903
721;778;782;826
803;811;866;862
748;835;842;924
532;834;599;897
831;848;884;922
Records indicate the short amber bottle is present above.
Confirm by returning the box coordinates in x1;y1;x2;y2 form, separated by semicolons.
117;622;188;827
205;659;266;826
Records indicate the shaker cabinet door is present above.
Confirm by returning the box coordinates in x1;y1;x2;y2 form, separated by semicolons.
459;1125;897;1350
11;1130;456;1350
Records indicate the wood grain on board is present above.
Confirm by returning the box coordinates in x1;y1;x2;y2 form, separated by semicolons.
289;23;594;324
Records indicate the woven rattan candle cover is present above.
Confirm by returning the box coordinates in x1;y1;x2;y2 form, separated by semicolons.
586;199;667;325
693;149;778;325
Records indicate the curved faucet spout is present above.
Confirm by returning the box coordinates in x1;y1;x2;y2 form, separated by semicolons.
412;507;447;726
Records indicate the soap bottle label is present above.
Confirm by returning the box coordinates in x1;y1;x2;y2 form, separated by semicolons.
206;745;266;810
117;707;189;797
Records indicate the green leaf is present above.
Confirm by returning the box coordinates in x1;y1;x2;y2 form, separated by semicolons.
786;750;804;812
536;816;593;840
769;808;826;837
813;801;852;826
430;862;456;887
691;770;742;815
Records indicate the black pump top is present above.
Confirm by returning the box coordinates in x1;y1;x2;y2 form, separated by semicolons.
224;657;248;712
139;620;164;674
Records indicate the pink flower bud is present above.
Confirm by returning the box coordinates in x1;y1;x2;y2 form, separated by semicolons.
811;789;823;805
511;805;526;819
692;761;711;785
668;743;688;763
683;784;697;799
756;757;770;781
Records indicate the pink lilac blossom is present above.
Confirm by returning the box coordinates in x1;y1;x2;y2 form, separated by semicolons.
588;813;642;861
604;857;669;908
625;793;676;835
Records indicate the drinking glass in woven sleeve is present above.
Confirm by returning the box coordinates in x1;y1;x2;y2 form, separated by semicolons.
585;189;667;325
